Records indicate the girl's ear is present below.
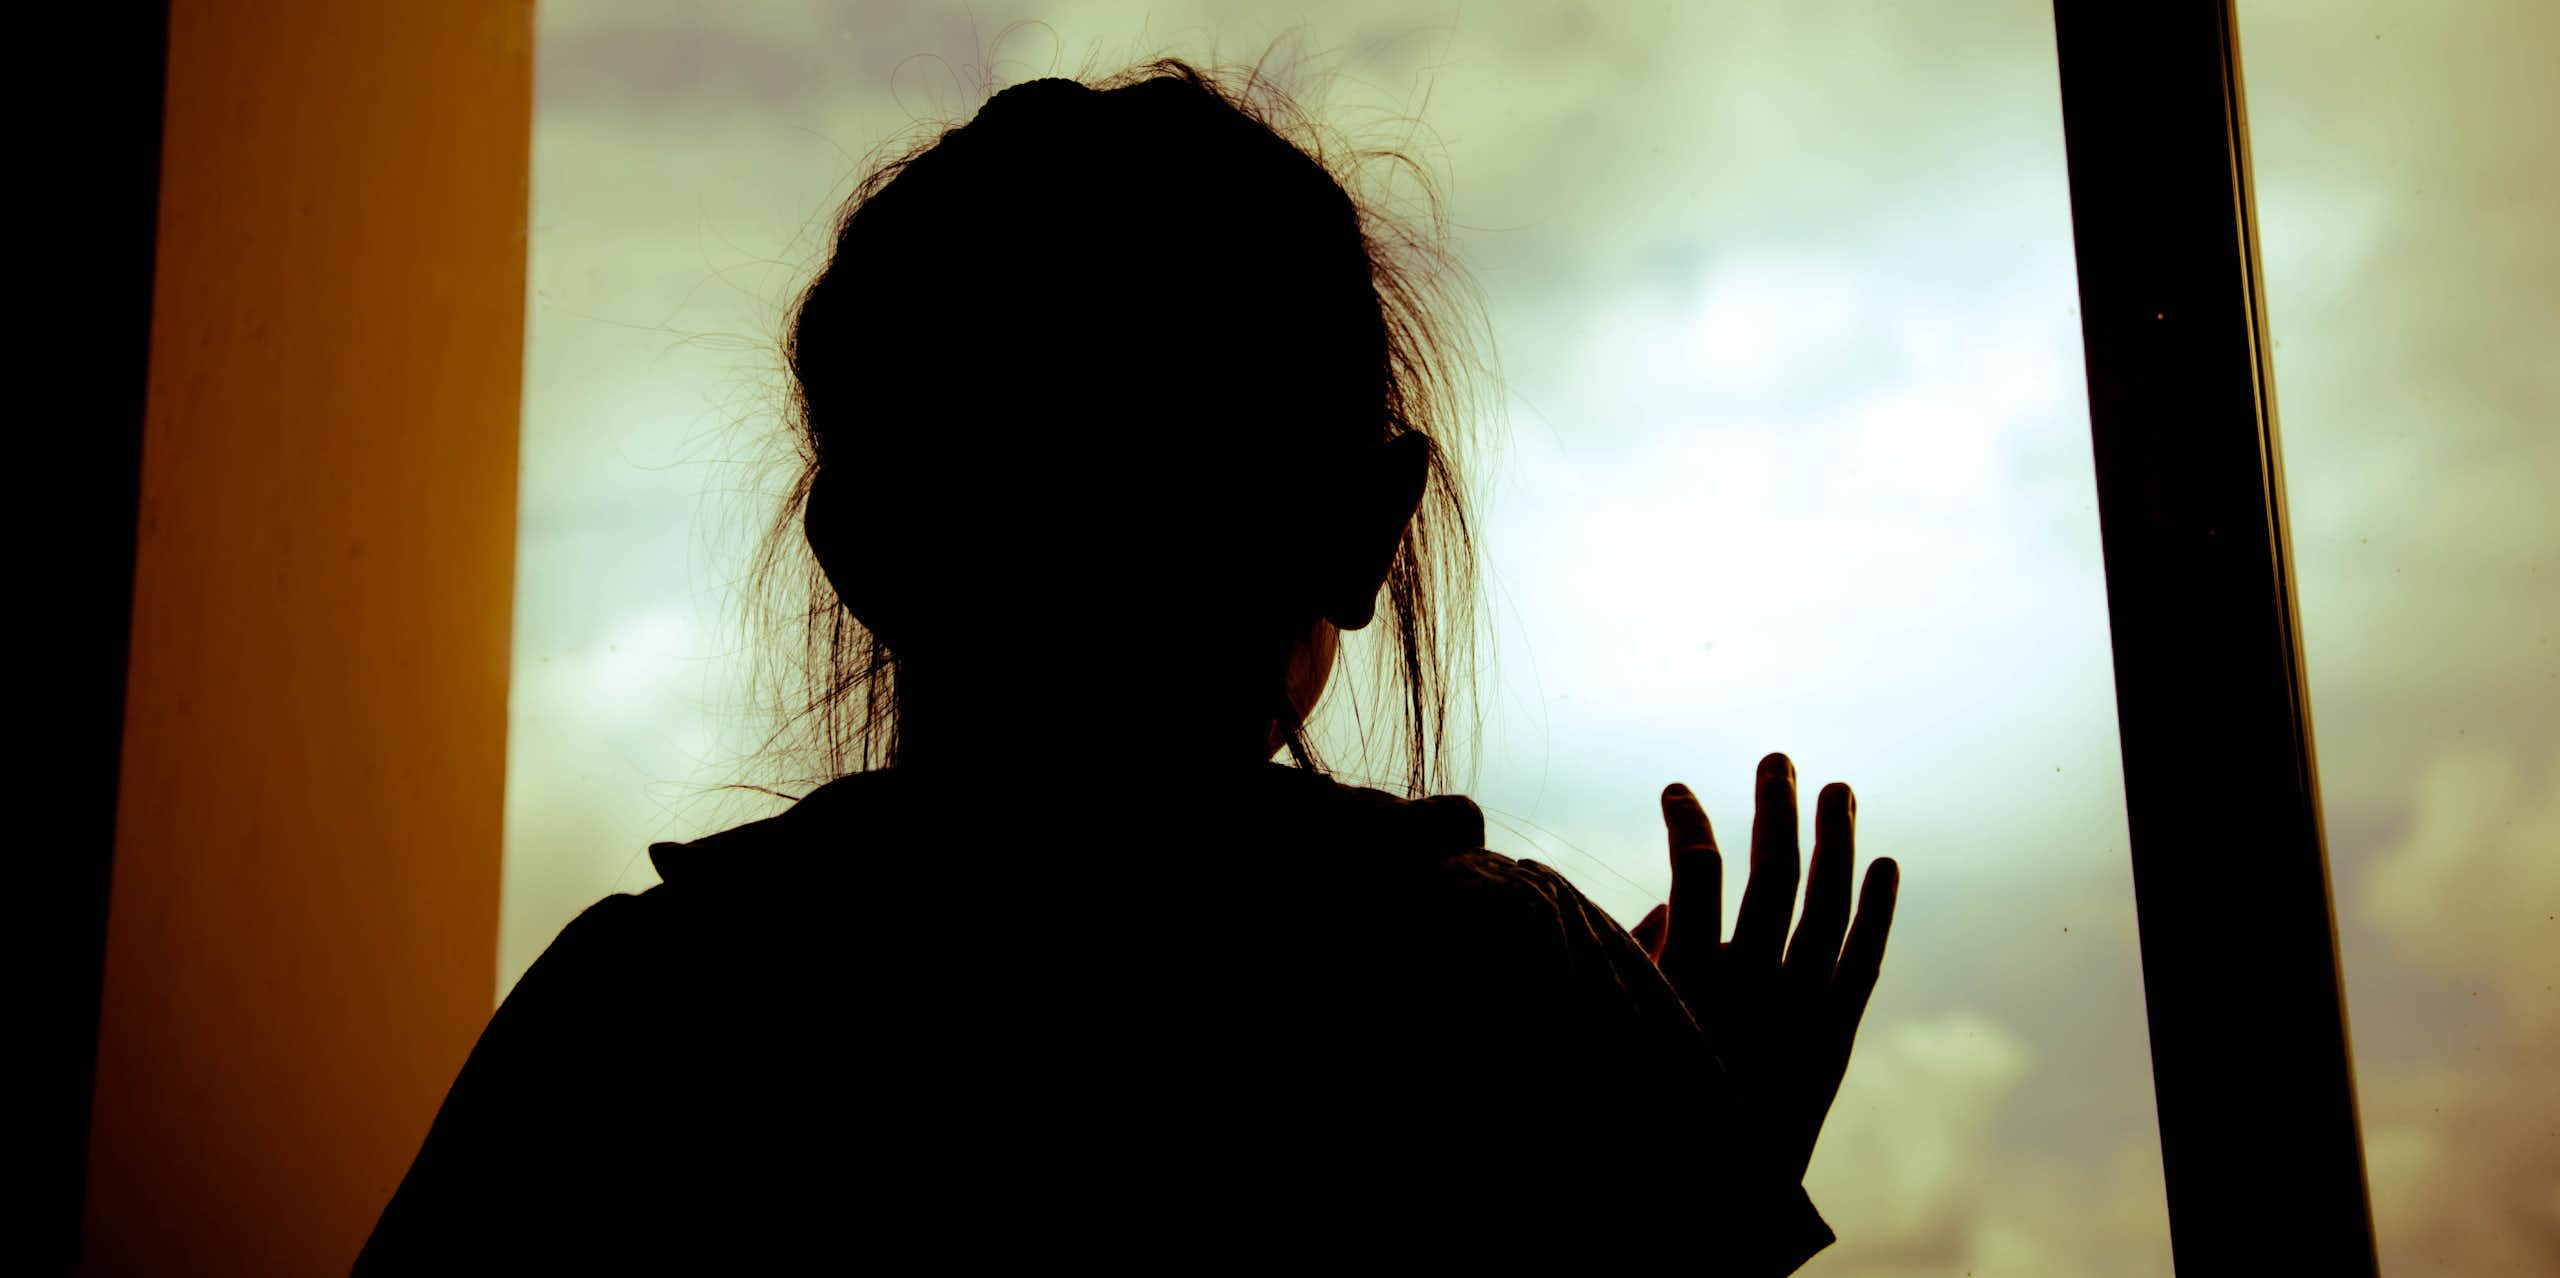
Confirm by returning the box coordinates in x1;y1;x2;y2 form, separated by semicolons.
1324;431;1432;632
806;466;900;645
804;466;845;593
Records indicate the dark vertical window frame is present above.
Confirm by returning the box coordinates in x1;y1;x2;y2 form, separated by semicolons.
35;2;169;1270
2052;1;2378;1271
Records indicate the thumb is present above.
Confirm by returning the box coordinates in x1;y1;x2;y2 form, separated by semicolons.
1632;903;1669;961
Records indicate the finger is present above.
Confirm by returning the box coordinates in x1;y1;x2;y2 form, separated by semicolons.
1730;752;1801;971
1657;783;1723;999
1661;781;1712;858
1784;782;1857;996
1633;903;1668;962
1831;856;1901;1050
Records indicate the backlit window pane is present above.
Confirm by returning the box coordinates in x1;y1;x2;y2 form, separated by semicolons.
512;4;2175;1269
2238;2;2559;1271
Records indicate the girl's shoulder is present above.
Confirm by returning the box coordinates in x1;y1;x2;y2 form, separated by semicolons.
615;764;1660;996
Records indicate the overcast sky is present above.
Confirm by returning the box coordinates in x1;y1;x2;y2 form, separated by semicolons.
504;2;2555;1272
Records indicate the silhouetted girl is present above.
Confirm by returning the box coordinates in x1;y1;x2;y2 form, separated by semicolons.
357;59;1896;1275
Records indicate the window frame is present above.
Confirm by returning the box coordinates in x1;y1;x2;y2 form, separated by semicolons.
2051;2;2380;1270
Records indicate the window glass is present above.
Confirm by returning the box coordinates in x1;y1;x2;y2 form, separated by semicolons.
516;3;2174;1268
2237;3;2560;1271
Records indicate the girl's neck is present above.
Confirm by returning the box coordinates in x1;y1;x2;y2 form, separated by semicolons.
886;657;1284;786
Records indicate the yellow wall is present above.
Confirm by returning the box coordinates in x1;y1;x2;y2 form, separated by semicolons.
84;3;530;1273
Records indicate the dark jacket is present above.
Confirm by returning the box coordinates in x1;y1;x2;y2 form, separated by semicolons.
355;763;1834;1273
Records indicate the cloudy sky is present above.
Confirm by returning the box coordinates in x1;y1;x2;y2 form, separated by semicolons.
503;1;2555;1272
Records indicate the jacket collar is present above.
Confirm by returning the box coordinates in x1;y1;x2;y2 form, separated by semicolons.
647;762;1486;884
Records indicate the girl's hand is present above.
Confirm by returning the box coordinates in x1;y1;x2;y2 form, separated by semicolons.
1630;753;1899;1183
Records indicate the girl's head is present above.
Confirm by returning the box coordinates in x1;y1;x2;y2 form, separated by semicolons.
754;57;1490;796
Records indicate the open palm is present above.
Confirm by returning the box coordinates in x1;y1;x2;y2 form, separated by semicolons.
1631;752;1900;1183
